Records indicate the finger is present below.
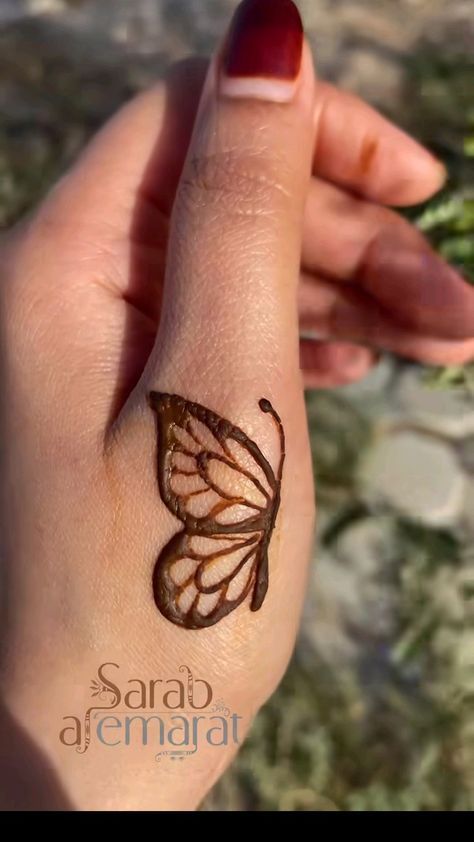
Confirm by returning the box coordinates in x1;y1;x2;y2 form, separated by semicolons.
360;229;474;341
313;81;446;206
110;0;316;689
33;60;445;258
299;339;377;388
302;178;474;341
24;61;445;321
28;55;445;263
299;275;474;367
140;17;316;413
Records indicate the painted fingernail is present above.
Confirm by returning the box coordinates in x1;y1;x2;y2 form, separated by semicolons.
221;0;304;102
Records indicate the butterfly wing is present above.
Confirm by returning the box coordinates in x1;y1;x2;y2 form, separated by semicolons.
149;392;284;628
153;531;266;629
149;392;278;535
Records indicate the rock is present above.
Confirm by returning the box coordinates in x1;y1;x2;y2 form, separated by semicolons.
338;48;403;110
0;1;40;25
359;431;466;527
427;567;471;625
27;0;66;14
300;517;397;665
397;368;474;440
300;553;361;665
459;438;474;473
460;479;474;532
337;356;396;401
335;357;401;424
335;516;395;580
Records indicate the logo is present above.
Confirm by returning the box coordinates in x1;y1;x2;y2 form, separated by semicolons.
59;662;241;762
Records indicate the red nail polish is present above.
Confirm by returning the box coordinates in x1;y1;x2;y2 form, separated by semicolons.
223;0;304;81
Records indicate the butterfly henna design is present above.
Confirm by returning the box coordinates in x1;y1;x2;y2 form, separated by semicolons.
149;393;285;629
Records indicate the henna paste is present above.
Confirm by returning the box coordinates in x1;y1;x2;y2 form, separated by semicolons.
149;393;285;630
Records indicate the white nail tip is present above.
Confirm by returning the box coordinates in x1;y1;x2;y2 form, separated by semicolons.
220;76;298;103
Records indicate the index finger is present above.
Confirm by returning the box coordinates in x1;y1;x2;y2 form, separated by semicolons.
313;81;446;207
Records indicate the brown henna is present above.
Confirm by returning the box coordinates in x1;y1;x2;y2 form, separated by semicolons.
149;393;285;629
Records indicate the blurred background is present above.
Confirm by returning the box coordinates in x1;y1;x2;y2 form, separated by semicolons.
1;0;473;811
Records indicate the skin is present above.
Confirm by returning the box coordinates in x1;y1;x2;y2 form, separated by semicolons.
0;38;473;810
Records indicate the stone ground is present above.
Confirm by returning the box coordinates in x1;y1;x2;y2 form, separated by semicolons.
1;0;473;811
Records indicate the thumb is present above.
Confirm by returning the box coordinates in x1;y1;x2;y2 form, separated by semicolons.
147;0;315;409
114;0;316;685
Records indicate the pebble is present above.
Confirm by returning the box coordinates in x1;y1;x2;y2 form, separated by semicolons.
397;368;474;440
360;431;466;527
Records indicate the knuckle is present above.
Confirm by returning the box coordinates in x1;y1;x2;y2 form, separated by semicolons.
178;148;291;218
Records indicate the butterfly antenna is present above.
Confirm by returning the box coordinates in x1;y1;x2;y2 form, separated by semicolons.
258;398;286;482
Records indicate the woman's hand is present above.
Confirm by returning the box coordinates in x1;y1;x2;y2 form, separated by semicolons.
1;0;472;811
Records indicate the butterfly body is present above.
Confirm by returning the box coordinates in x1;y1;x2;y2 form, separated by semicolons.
149;392;285;629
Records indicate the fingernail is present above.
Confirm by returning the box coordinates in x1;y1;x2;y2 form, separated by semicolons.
333;344;373;375
221;0;304;103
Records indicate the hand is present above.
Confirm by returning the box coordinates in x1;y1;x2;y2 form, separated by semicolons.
0;0;472;811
